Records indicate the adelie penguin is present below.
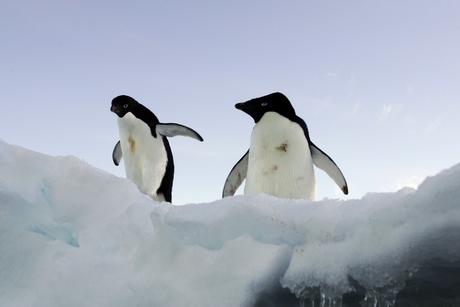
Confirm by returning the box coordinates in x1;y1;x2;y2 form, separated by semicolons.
111;95;203;203
223;92;348;200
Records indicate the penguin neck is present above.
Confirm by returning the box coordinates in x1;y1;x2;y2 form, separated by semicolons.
118;112;141;129
251;112;294;141
118;112;157;137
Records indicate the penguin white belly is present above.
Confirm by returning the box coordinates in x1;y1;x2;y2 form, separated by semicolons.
117;113;168;201
245;112;316;200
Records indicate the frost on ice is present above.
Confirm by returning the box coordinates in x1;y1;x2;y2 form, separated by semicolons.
0;140;459;307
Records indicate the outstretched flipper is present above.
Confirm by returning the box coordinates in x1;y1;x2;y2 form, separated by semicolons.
112;141;123;166
310;142;348;195
156;123;204;142
222;150;249;198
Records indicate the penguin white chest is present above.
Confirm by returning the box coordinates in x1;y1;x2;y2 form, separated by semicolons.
245;112;315;200
117;113;168;200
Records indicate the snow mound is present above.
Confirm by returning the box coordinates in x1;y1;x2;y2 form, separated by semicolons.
0;140;459;307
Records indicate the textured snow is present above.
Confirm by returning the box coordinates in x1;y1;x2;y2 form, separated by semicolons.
1;140;459;306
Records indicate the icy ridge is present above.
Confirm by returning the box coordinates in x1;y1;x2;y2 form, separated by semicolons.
0;140;459;307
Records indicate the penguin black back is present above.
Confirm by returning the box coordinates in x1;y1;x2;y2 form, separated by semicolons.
156;136;174;202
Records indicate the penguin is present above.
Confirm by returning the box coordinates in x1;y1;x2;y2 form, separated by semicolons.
110;95;203;203
222;92;348;200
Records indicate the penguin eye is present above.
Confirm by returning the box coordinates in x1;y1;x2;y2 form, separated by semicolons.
261;102;268;107
123;104;129;109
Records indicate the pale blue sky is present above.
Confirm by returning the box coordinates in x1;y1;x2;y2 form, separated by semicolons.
2;0;460;204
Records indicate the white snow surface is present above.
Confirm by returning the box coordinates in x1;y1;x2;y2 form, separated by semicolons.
1;140;460;306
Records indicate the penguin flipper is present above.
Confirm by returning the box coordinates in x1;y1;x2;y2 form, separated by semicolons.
310;142;348;195
222;150;249;198
156;123;204;142
112;141;123;166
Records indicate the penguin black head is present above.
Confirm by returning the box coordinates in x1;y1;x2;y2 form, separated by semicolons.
235;92;296;123
111;95;138;118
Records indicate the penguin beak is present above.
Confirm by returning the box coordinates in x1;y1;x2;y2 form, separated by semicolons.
110;105;118;113
235;102;246;111
236;101;255;116
235;102;254;117
235;102;252;114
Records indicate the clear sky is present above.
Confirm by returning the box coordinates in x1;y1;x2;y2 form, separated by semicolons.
2;0;460;204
